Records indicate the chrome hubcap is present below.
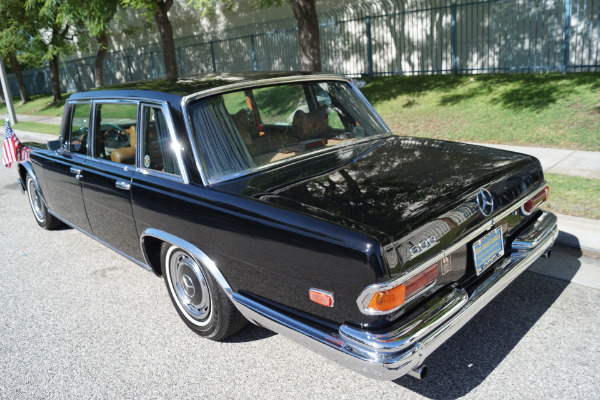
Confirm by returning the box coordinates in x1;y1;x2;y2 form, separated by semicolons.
27;179;44;222
168;249;211;324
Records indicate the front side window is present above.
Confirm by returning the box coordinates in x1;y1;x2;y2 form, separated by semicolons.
68;103;91;154
189;81;389;180
94;103;138;164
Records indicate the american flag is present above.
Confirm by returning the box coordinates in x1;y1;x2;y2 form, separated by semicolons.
3;118;20;168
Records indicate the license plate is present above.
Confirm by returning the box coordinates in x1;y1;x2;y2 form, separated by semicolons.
472;227;504;276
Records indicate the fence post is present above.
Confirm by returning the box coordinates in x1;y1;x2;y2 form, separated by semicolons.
561;0;572;74
366;17;373;79
209;41;217;73
176;47;183;76
126;55;133;81
451;2;458;74
250;35;258;71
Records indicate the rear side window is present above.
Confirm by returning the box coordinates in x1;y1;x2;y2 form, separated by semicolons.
141;106;180;176
68;103;91;154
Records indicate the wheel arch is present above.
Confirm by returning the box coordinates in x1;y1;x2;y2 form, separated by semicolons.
19;163;48;207
139;228;234;297
17;162;36;191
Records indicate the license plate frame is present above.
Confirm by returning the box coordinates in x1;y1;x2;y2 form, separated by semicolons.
472;226;504;276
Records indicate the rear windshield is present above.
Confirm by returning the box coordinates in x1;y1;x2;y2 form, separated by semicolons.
188;81;389;180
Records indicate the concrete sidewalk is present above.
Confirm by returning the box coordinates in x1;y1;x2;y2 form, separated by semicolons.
15;114;62;125
471;142;600;180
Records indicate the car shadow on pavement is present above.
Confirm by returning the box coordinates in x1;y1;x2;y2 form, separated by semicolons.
223;324;277;343
394;238;583;399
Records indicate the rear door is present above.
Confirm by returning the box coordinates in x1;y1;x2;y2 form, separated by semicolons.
43;101;92;232
80;100;143;261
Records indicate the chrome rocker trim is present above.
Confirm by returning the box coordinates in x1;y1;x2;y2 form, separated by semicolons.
230;211;558;380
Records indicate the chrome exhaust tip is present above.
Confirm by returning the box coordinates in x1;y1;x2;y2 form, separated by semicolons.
408;365;428;380
542;248;552;258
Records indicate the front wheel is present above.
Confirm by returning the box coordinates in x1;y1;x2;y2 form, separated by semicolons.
26;175;62;230
161;244;247;341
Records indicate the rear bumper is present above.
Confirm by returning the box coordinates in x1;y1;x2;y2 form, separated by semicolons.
232;211;558;380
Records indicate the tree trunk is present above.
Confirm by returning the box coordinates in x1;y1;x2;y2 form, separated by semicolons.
153;0;178;81
95;33;108;88
9;55;30;103
290;0;322;72
48;54;62;103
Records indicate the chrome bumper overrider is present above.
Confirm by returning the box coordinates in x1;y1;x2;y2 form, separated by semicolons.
232;211;558;380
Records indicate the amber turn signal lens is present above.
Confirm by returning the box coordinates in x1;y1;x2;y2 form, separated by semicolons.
368;284;406;312
309;288;335;307
367;263;439;312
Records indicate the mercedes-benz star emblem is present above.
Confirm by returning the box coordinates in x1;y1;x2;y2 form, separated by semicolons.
476;188;494;216
182;275;195;298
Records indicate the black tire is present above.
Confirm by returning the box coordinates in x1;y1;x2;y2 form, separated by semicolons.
161;243;247;341
26;175;62;230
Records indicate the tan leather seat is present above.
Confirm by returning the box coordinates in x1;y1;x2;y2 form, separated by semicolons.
292;105;329;140
110;126;136;164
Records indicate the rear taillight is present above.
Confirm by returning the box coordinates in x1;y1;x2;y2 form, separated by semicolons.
366;263;439;313
523;186;549;215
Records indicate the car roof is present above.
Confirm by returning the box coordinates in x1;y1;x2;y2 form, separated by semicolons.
69;71;348;103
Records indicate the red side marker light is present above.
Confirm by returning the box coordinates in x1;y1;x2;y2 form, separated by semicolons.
309;288;335;307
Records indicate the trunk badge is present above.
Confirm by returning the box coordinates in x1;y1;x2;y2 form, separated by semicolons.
476;189;495;216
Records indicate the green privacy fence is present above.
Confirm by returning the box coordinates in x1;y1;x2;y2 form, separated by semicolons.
6;0;600;95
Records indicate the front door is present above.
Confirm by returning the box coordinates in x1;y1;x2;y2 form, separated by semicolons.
43;102;92;232
81;101;143;261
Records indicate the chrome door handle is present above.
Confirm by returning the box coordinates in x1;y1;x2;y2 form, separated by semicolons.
69;167;83;180
115;180;131;191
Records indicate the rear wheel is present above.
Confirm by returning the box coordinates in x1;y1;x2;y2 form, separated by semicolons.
26;175;62;230
161;244;247;340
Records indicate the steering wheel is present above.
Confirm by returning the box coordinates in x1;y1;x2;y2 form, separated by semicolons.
101;123;130;144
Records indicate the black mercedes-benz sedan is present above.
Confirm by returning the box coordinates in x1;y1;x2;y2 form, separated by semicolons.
17;72;557;380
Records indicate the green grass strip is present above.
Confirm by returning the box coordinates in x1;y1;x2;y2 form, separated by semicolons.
545;173;600;220
13;121;60;136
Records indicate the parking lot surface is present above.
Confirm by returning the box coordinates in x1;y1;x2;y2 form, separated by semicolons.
1;167;599;399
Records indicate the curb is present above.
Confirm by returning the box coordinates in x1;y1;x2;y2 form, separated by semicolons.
554;213;600;254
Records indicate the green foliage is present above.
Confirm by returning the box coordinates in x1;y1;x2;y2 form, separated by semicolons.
0;0;38;59
187;0;286;16
23;0;79;61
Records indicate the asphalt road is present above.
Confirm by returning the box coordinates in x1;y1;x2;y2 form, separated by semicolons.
1;166;599;400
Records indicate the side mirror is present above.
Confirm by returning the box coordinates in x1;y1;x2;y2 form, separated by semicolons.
46;140;61;151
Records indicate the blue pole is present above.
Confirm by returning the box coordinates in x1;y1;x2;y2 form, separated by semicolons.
366;16;373;78
250;35;257;71
210;41;217;73
451;2;457;74
562;0;572;73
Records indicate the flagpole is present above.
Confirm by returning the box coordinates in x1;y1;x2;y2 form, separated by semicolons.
0;53;17;125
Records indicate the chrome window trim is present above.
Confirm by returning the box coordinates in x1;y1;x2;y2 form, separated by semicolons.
356;181;549;315
133;167;185;183
181;75;388;186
